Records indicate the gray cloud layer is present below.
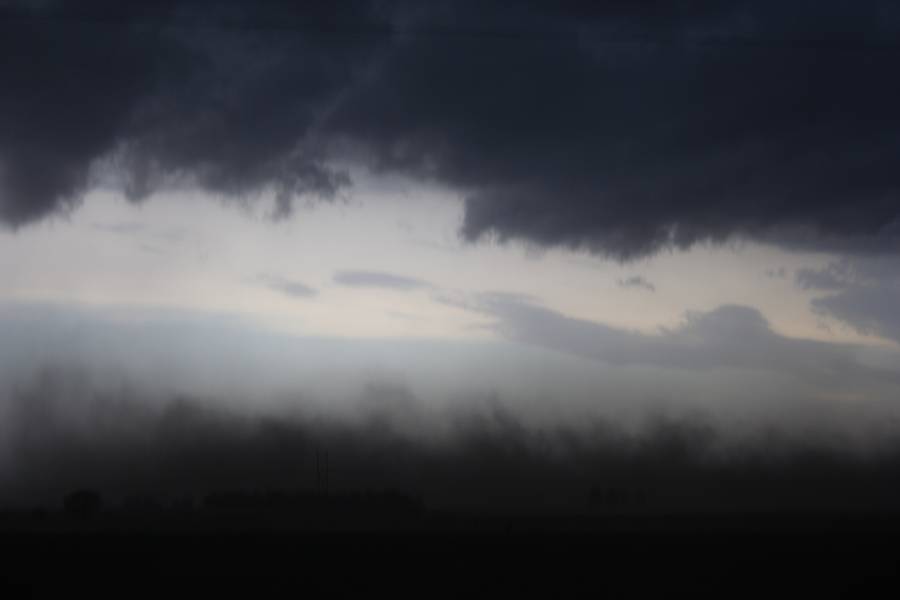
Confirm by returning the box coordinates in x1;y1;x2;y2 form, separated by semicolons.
2;1;900;257
450;293;900;389
797;258;900;344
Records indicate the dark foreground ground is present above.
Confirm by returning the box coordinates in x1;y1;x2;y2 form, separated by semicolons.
2;505;900;598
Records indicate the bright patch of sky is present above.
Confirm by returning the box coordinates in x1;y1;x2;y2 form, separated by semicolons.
0;174;885;347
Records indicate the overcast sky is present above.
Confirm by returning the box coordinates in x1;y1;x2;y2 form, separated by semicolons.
2;1;900;509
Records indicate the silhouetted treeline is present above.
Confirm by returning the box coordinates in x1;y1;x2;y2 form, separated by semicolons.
202;489;424;517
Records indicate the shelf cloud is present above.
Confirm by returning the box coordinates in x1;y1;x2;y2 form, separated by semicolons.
2;1;900;258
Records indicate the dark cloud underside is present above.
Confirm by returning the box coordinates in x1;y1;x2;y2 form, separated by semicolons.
2;1;900;257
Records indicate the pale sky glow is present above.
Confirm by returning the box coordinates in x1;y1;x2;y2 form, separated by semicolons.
0;178;880;347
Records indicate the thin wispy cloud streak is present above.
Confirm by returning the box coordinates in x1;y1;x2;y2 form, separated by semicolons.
617;276;656;292
258;274;318;299
334;270;432;291
90;221;146;235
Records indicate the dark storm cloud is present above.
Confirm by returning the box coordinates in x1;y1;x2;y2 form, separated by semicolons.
257;274;317;299
798;258;900;344
449;293;900;387
617;275;655;292
3;1;900;257
0;0;378;224
328;1;900;258
5;366;900;514
334;270;431;291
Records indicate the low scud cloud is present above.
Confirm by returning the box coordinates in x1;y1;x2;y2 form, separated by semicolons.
2;1;900;258
2;302;900;514
5;365;900;514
